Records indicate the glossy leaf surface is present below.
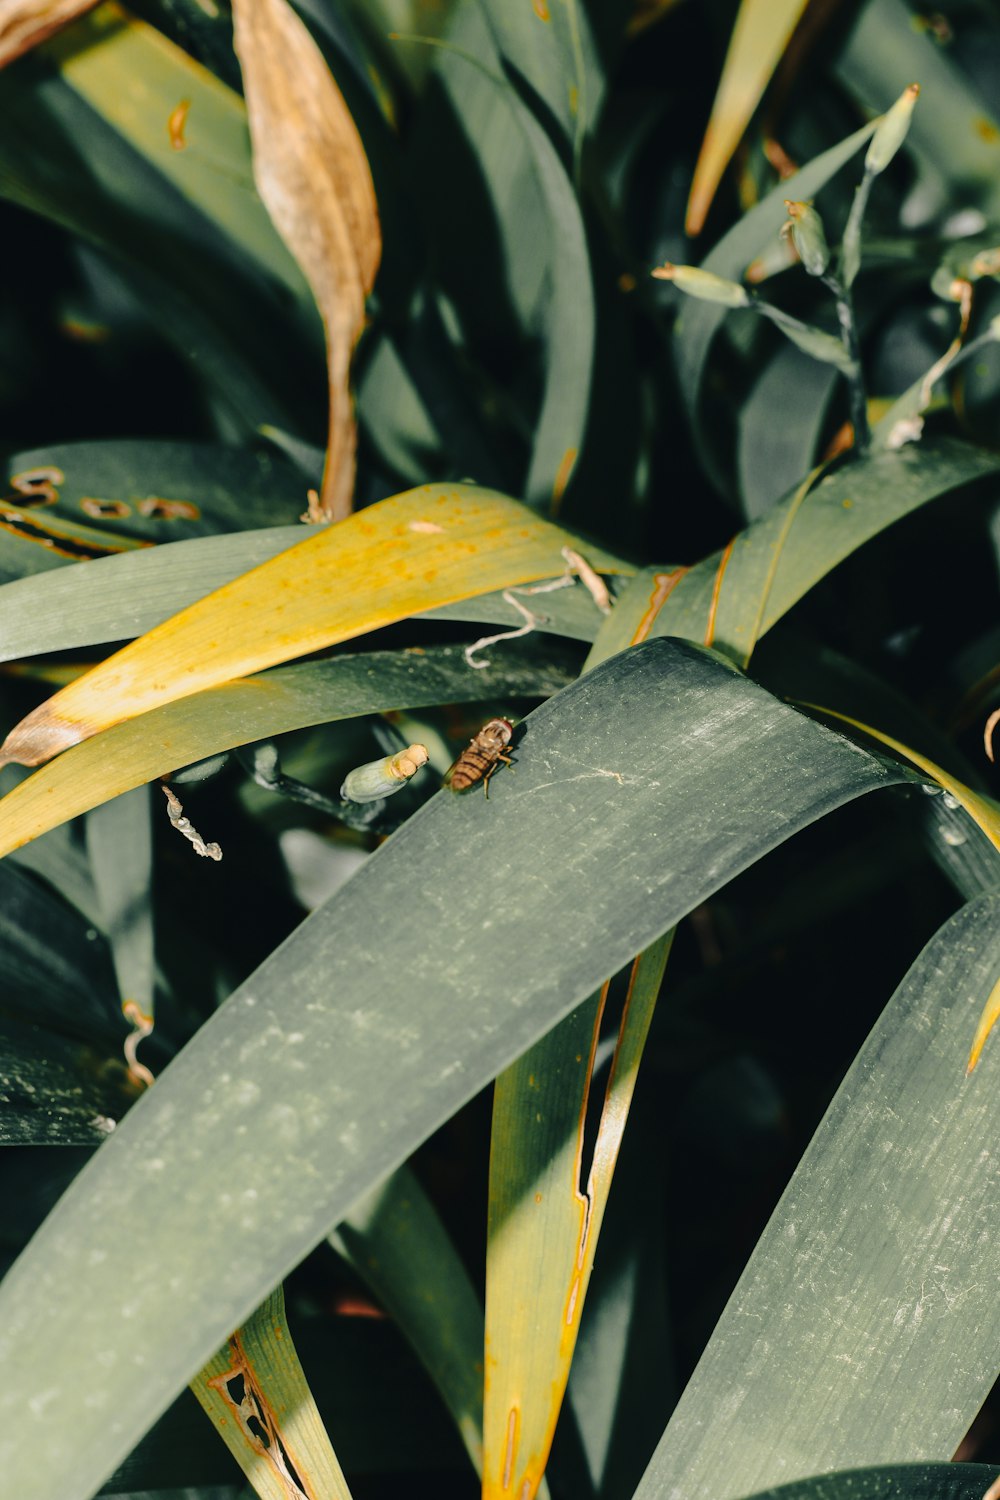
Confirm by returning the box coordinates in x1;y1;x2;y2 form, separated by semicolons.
0;639;910;1498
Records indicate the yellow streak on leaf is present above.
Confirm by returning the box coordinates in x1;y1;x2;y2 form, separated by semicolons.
193;1283;352;1500
799;702;1000;1072
483;938;672;1500
232;0;380;522
686;0;810;235
967;974;1000;1075
0;485;629;770
0;0;98;68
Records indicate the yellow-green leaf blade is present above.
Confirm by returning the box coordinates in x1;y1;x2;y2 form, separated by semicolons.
484;935;673;1500
686;0;810;236
0;484;627;770
0;641;577;859
192;1282;353;1500
41;2;309;303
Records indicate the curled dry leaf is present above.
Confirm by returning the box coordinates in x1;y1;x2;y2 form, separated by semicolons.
232;0;380;522
0;0;99;69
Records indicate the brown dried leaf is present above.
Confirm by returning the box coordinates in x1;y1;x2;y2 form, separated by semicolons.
0;0;99;68
232;0;380;522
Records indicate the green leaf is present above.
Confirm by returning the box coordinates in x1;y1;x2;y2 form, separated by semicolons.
736;1465;1000;1500
1;439;309;562
0;1017;135;1146
640;437;1000;666
192;1282;354;1500
633;890;1000;1500
479;0;603;164
98;1316;468;1493
673;120;877;496
0;641;580;857
330;1162;486;1472
40;5;312;304
0;52;321;435
0;529;619;666
85;786;155;1064
0;858;121;1045
0;639;912;1498
737;347;838;519
412;10;595;508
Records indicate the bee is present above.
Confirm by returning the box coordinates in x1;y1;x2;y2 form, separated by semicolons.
446;717;515;796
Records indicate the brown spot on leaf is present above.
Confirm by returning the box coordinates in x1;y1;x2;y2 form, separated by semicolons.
80;497;131;519
136;496;200;520
167;97;191;150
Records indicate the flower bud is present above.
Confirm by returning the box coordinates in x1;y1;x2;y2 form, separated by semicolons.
651;262;750;307
930;265;968;302
865;83;919;176
340;744;429;803
782;201;830;277
970;246;1000;280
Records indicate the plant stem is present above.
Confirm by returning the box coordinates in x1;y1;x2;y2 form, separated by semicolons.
824;272;871;455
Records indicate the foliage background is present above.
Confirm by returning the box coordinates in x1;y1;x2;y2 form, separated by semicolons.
0;1;998;1499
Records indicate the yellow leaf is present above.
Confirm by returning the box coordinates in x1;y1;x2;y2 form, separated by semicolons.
232;0;380;522
686;0;810;235
0;484;629;770
193;1282;354;1500
0;0;98;68
484;938;673;1500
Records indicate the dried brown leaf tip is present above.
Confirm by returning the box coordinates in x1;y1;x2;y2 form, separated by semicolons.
0;0;99;69
985;706;1000;763
232;0;380;524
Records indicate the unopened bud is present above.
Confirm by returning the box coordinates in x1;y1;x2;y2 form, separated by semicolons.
340;744;429;803
865;83;919;176
651;262;750;307
970;246;1000;280
782;201;830;277
930;265;969;302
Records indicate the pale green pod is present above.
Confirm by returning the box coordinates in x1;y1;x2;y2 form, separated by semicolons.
341;744;429;803
782;201;830;277
864;83;920;176
651;262;750;307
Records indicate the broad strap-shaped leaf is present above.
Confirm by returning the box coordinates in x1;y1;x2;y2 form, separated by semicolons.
414;7;595;508
0;640;913;1499
39;3;311;304
736;1464;1000;1500
330;1163;486;1472
484;937;672;1500
192;1282;354;1500
232;0;380;521
685;0;810;236
479;0;603;163
0;1015;135;1145
643;439;1000;665
795;701;1000;1069
633;890;1000;1500
85;786;155;1080
0;529;621;665
0;484;626;769
0;642;578;860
